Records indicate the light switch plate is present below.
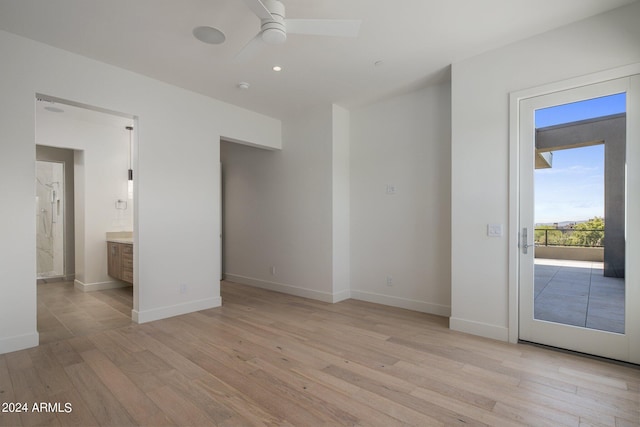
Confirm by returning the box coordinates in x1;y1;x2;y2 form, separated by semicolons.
487;224;503;237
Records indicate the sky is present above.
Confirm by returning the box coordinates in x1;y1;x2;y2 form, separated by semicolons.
534;92;626;224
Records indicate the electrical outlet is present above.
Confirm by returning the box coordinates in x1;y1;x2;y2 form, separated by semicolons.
179;284;187;294
386;184;396;195
386;276;393;287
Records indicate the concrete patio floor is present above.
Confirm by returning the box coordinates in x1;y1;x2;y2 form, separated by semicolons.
534;258;625;334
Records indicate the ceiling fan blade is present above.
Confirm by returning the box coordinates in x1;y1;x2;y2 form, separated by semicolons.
285;19;361;37
235;32;264;62
242;0;274;20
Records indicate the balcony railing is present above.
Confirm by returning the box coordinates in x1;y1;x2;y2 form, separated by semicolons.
534;228;604;248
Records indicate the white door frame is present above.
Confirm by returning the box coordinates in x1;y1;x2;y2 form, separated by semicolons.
508;63;640;362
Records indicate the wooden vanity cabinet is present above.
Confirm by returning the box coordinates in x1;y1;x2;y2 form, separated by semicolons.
107;241;133;284
121;243;133;283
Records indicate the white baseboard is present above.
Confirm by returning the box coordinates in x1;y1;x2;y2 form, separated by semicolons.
332;289;351;303
0;331;39;354
350;290;451;317
449;317;509;342
224;273;343;303
74;279;131;292
132;296;222;324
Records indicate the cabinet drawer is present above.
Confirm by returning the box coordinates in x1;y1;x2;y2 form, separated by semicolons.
121;269;133;284
122;244;133;254
122;257;133;269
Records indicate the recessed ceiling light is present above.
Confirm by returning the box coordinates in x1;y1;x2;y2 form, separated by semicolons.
272;65;282;72
237;82;250;90
193;26;226;45
374;60;384;67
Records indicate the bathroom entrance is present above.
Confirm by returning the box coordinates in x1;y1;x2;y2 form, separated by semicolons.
35;97;137;344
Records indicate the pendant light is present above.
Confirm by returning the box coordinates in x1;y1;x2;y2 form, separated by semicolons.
126;125;134;199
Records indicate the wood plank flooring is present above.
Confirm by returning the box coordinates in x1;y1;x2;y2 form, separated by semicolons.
37;281;133;345
1;281;638;426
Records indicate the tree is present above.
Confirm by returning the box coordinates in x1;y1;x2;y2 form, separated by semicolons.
566;217;604;247
535;225;565;246
535;217;604;247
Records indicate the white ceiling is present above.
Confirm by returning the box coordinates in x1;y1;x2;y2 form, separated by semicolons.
1;0;637;120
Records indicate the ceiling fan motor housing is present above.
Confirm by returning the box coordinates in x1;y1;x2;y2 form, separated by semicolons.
260;0;287;44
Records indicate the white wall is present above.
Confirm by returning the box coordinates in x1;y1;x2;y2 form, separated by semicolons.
450;2;640;340
350;83;452;315
332;105;351;300
0;29;281;354
36;110;133;288
222;106;337;301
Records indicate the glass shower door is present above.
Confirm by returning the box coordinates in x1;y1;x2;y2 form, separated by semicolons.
36;160;64;279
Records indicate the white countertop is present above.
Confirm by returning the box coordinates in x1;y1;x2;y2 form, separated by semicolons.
107;238;133;244
106;231;133;244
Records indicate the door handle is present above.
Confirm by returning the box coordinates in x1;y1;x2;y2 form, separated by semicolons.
521;228;536;254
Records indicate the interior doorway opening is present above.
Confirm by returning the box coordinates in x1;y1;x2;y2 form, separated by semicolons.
35;95;138;344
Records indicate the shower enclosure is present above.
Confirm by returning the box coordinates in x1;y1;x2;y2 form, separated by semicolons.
36;160;65;279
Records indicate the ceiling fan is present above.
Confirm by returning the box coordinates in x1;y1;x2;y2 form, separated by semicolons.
237;0;361;59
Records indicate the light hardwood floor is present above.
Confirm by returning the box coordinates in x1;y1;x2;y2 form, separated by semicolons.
1;281;638;426
37;281;133;345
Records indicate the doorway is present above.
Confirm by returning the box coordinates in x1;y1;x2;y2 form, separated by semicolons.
512;71;640;363
35;96;137;344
